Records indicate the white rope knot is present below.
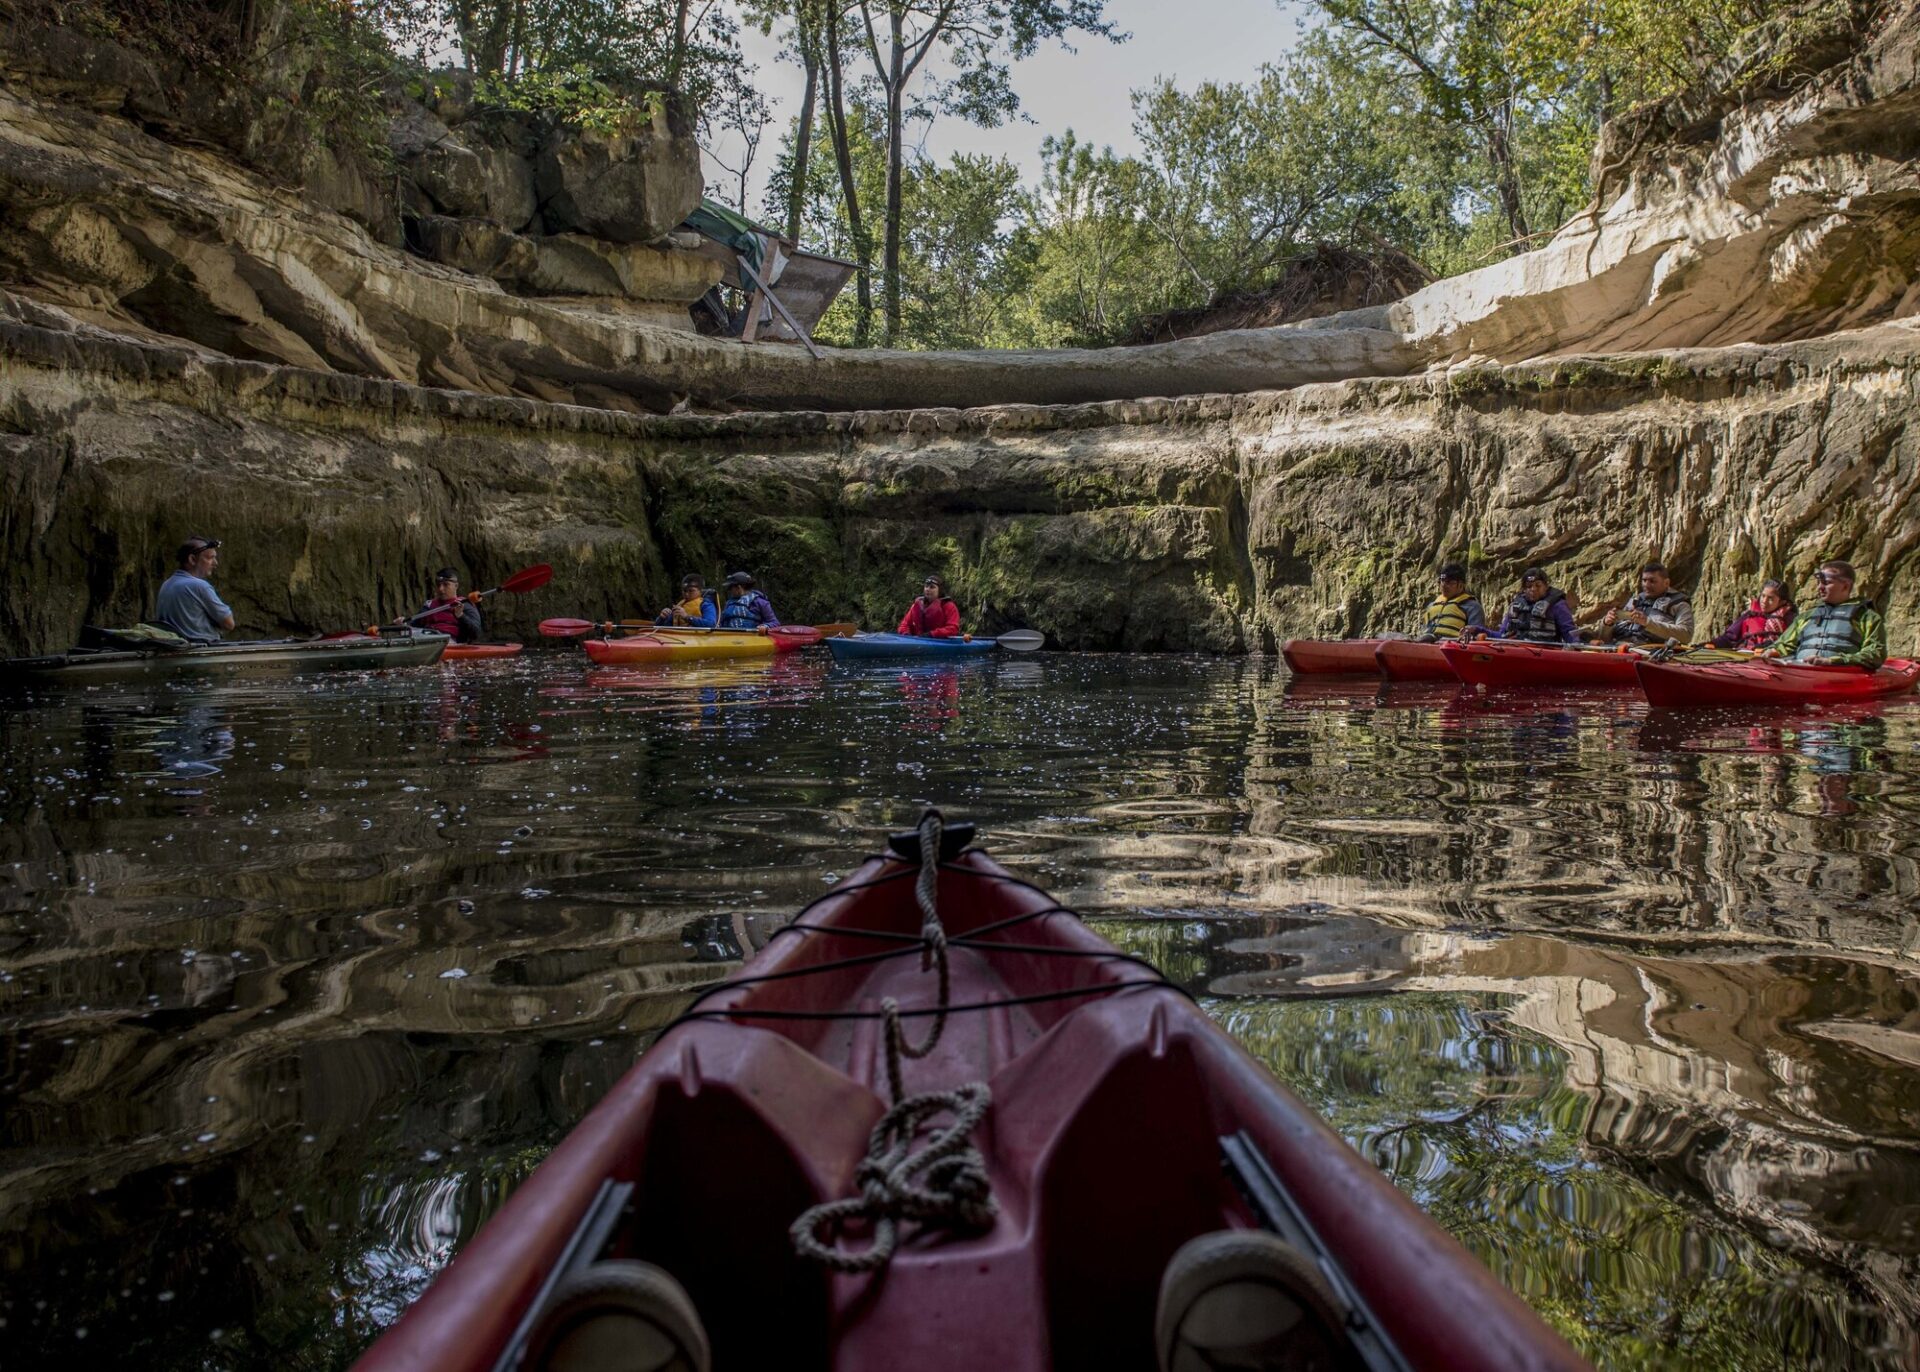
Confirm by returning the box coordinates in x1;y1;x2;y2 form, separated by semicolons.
790;1083;996;1273
790;810;999;1273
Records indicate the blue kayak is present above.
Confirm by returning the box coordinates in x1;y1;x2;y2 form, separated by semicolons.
825;632;1003;662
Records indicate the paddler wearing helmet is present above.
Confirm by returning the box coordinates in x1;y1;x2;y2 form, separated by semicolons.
717;571;781;630
1760;561;1886;668
1411;563;1485;642
898;575;963;638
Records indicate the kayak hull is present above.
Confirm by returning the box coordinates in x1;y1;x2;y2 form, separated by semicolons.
583;634;779;665
825;632;999;662
652;626;823;653
0;633;448;682
1280;638;1385;674
355;842;1587;1372
1441;639;1641;688
441;642;524;661
1637;656;1920;707
1374;639;1457;681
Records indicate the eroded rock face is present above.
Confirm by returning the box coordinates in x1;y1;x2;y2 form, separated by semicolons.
3;295;1915;658
2;8;1917;416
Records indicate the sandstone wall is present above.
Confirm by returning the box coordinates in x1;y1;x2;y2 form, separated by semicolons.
3;6;1917;419
4;295;1916;658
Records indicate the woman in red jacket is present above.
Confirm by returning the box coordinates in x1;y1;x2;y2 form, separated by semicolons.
898;575;963;637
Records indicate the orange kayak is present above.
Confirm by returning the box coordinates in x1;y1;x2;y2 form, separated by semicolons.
583;633;778;665
1280;638;1386;674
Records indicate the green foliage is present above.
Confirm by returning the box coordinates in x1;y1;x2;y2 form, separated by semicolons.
468;67;668;135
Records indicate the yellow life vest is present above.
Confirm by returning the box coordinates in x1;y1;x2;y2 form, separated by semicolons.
1422;592;1476;641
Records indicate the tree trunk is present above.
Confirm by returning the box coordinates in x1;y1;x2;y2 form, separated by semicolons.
1487;105;1530;247
881;9;906;346
788;53;819;243
825;18;874;345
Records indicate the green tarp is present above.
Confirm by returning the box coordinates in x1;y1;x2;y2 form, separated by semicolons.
684;198;775;280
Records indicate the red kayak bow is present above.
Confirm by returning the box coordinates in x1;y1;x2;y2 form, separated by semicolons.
1375;639;1457;681
355;819;1590;1372
1281;638;1387;674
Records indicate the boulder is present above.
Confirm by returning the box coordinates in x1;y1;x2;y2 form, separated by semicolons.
476;144;538;232
388;104;490;218
527;236;721;301
303;144;402;247
0;19;167;116
534;106;704;244
415;215;537;282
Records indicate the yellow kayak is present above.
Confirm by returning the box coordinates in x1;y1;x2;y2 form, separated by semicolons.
582;633;779;665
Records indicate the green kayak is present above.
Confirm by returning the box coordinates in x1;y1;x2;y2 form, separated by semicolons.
0;632;450;683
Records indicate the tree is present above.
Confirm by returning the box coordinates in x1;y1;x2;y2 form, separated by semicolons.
899;153;1026;346
1128;35;1417;303
851;0;1121;346
1009;132;1170;346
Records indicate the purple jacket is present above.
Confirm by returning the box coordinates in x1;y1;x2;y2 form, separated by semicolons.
1493;591;1580;643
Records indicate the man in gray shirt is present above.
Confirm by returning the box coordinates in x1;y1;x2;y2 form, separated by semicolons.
1596;561;1694;645
154;536;236;643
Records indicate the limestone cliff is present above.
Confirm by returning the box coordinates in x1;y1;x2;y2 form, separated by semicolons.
1;6;1918;655
2;4;1917;415
3;294;1916;657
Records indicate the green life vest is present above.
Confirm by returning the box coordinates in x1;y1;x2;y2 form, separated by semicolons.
1421;593;1478;641
1790;600;1867;661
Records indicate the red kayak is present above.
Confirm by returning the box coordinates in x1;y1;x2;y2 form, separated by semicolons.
1636;656;1920;707
1375;639;1456;681
1281;638;1385;674
357;819;1587;1372
441;642;524;661
1441;639;1642;688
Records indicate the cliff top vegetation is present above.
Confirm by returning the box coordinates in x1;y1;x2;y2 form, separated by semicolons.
2;0;1868;351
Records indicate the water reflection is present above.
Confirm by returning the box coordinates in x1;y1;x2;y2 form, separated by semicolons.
0;658;1917;1369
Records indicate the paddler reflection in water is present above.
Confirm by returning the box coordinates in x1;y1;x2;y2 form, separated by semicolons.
1596;561;1694;645
153;536;236;643
406;568;483;642
898;575;965;638
1411;562;1485;642
1464;567;1580;643
655;574;718;628
717;571;781;630
1761;560;1887;668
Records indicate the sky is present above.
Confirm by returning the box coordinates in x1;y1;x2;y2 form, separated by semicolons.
705;0;1314;219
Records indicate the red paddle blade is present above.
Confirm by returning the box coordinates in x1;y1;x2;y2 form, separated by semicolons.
538;617;596;637
501;564;554;595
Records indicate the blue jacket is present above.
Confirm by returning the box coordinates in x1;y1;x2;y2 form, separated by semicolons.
655;593;717;628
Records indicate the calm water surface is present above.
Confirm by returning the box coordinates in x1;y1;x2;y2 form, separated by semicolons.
2;654;1917;1370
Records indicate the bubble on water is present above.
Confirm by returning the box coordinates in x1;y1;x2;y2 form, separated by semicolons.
439;968;469;980
157;1291;174;1303
420;1149;442;1163
196;1132;217;1143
